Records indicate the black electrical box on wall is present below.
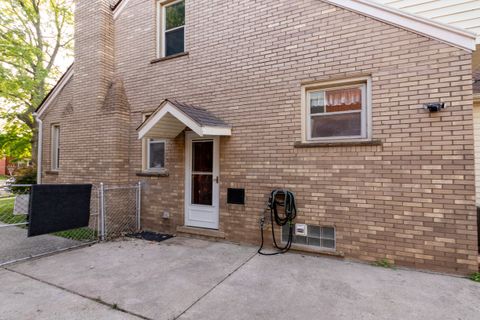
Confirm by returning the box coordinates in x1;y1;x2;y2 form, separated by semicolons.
227;188;245;205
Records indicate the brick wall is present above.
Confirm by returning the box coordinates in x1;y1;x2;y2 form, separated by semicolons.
41;0;478;274
42;0;131;186
0;158;8;176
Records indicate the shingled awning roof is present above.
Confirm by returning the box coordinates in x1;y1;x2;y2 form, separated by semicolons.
137;99;231;139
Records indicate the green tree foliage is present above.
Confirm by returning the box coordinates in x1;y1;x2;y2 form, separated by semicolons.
0;0;74;163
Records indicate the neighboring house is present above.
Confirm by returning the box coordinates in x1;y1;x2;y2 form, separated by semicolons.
35;0;479;274
372;0;480;40
0;157;9;176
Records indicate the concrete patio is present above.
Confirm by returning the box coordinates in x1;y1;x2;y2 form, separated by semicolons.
1;237;479;320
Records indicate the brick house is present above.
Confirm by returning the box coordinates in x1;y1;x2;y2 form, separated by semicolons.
35;0;479;274
0;157;10;176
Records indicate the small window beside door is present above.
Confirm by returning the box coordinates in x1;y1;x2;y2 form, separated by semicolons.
51;124;60;171
158;0;185;58
141;114;167;172
147;139;166;170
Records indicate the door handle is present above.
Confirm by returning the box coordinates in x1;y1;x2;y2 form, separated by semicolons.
215;176;219;184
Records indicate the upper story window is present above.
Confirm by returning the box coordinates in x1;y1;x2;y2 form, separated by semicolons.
51;124;60;170
303;77;372;142
158;0;185;58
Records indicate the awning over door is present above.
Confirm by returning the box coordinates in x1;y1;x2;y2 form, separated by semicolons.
137;99;232;139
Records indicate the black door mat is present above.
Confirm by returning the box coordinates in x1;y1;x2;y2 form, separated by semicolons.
127;231;173;243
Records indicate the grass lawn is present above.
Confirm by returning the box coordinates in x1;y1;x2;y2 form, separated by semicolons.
0;175;9;181
0;197;27;225
0;196;97;242
53;227;98;241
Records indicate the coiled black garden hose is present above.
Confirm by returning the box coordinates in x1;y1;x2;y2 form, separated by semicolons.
258;190;297;255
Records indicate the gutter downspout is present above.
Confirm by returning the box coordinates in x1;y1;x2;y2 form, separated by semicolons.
33;113;42;184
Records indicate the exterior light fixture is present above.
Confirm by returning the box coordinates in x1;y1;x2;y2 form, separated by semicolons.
424;102;445;112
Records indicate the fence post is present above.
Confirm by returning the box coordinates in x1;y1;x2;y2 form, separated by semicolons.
99;183;106;241
136;181;141;231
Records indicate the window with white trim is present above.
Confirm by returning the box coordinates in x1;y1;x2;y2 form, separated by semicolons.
304;78;371;142
142;114;166;171
51;124;60;170
147;139;166;170
158;0;185;57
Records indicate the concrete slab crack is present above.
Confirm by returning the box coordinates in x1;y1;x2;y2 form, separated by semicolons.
3;267;151;320
173;251;258;320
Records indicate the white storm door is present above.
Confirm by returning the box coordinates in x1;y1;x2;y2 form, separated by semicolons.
185;133;219;229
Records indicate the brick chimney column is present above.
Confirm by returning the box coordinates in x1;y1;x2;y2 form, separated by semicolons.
63;0;130;184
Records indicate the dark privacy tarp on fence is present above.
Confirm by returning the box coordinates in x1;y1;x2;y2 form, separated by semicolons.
28;184;92;237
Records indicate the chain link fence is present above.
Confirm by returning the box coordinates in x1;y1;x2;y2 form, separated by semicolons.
0;182;141;266
99;183;141;240
0;185;99;242
0;185;30;228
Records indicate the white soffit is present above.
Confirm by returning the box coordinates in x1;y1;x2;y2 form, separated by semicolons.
323;0;477;51
371;0;480;44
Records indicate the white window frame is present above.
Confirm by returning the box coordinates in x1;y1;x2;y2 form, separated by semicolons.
156;0;186;58
301;77;372;143
147;139;166;171
51;124;60;171
141;113;167;171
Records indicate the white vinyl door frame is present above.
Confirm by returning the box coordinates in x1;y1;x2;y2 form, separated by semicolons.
184;131;220;229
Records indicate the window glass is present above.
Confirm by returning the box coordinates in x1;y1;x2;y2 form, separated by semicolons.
326;87;362;112
310;92;325;114
163;0;185;57
321;239;335;249
148;140;165;169
321;226;335;239
165;1;185;30
281;224;336;250
308;84;366;139
165;28;185;56
192;141;213;172
52;125;60;170
311;112;361;138
192;174;213;205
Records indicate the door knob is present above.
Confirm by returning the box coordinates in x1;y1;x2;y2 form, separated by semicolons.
215;176;219;184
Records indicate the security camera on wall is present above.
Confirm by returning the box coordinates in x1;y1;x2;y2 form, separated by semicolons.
424;102;446;112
